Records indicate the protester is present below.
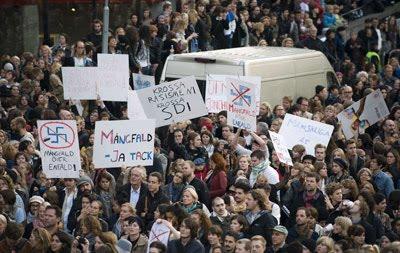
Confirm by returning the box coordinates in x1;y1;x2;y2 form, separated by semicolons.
0;0;400;252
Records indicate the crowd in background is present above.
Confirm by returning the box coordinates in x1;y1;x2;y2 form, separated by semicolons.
0;0;400;252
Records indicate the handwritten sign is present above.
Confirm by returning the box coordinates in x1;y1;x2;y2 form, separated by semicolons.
147;223;170;253
337;90;389;139
133;73;155;90
279;114;334;155
227;78;257;131
62;67;97;100
128;90;147;119
37;120;81;178
205;75;261;114
136;76;207;127
269;131;293;166
93;120;155;168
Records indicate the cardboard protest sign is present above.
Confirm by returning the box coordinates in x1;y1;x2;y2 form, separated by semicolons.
37;120;81;178
226;78;257;131
136;76;207;127
133;73;156;90
97;54;130;101
206;75;261;114
279;114;334;155
95;70;129;101
147;223;170;252
269;131;293;166
93;120;155;168
62;67;97;100
337;90;389;139
127;90;147;119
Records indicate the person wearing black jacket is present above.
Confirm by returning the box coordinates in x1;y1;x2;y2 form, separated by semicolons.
144;172;170;231
244;189;277;245
288;172;328;225
182;160;210;207
167;218;205;253
116;166;149;217
211;6;229;50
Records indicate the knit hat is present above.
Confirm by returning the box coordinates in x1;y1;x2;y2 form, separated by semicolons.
333;158;348;170
77;175;94;188
116;239;132;253
29;196;45;205
315;85;325;95
3;62;14;71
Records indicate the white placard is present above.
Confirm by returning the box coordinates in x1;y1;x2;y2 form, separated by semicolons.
93;120;155;168
133;73;155;90
128;90;147;119
136;76;207;127
97;54;129;98
279;114;334;155
37;120;81;178
205;75;261;114
96;70;129;101
146;223;170;253
62;67;97;100
269;131;293;166
337;90;389;139
226;78;257;131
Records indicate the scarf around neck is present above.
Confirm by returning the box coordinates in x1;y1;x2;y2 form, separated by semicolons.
251;160;269;178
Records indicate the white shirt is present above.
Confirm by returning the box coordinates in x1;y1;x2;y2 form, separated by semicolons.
130;186;141;208
249;165;280;187
62;188;77;230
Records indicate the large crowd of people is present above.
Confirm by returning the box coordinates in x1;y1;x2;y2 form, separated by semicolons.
0;0;400;252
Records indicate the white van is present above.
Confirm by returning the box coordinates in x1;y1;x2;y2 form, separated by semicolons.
161;47;339;107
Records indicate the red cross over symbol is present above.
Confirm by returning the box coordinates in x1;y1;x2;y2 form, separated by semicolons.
150;229;169;241
230;82;251;107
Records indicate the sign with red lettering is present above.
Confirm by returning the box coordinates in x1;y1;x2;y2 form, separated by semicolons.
227;78;257;131
205;75;261;114
93;120;155;168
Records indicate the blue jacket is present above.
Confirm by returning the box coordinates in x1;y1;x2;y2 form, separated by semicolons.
373;170;394;197
323;13;336;28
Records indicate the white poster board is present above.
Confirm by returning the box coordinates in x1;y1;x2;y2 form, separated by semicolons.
133;73;156;90
205;75;261;114
62;67;97;100
136;76;208;127
269;131;293;166
146;223;170;253
336;90;389;139
93;120;155;168
127;90;147;119
279;114;334;155
95;70;129;101
226;78;257;131
37;120;81;178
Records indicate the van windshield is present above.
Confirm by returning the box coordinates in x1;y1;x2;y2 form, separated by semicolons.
165;77;207;99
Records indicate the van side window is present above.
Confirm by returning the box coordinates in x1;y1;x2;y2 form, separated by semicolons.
326;72;339;86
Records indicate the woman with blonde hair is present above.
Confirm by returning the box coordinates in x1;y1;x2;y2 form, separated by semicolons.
0;214;7;240
257;101;273;125
112;202;136;238
332;216;352;241
187;9;207;52
29;227;52;253
316;236;335;253
250;22;265;46
180;186;210;215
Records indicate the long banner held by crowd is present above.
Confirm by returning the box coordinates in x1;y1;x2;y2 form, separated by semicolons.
269;131;293;166
205;75;261;114
226;78;257;131
336;90;389;139
93;120;155;168
136;76;207;127
279;114;334;155
37;120;81;178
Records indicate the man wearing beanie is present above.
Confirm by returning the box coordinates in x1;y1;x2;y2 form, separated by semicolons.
67;174;104;232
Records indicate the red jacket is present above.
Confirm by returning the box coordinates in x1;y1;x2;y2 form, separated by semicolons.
207;170;228;199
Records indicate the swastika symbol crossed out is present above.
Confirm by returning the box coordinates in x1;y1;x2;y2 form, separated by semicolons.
230;82;251;107
46;126;71;145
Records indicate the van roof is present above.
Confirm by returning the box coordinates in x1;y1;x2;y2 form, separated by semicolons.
169;46;324;64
